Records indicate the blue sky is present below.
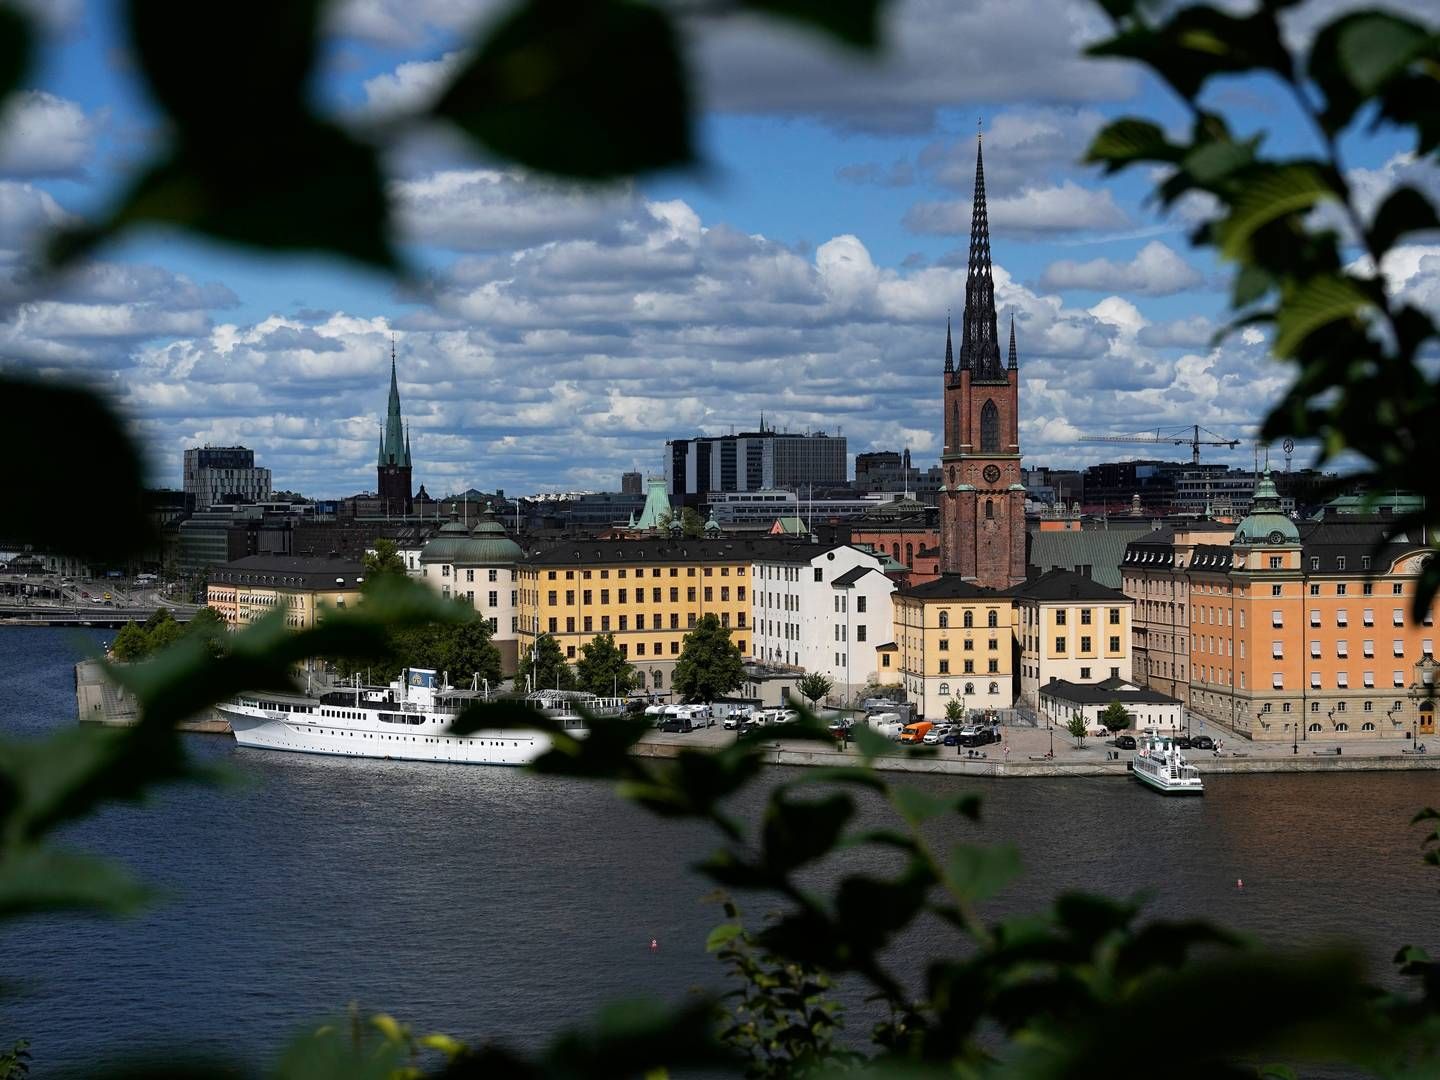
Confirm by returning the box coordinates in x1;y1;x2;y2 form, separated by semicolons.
1;0;1435;498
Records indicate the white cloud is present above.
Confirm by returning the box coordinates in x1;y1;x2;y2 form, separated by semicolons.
0;91;95;178
1039;241;1204;296
330;0;489;45
906;180;1129;237
361;51;465;117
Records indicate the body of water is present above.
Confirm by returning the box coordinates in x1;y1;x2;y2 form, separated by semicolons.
2;629;1436;1073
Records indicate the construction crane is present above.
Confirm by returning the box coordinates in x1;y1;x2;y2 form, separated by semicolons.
1081;424;1241;466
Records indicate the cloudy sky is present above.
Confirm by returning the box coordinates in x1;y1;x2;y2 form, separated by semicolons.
2;0;1436;497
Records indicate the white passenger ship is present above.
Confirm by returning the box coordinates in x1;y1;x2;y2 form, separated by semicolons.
217;668;624;766
1131;735;1204;795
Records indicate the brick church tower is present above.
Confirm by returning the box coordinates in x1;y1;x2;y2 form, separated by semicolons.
377;342;414;516
939;133;1025;589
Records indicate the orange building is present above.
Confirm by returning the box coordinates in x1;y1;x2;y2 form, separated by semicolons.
1123;472;1437;743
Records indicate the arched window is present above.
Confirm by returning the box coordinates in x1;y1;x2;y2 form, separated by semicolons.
939;683;950;696
1362;722;1375;731
1308;722;1322;732
980;399;999;452
964;682;975;695
1336;722;1349;731
987;610;998;628
989;682;999;695
905;542;914;565
653;670;664;689
892;543;900;559
985;499;994;520
950;402;959;450
963;610;973;628
939;611;950;628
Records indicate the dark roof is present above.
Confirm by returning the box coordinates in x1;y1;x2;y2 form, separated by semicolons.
898;574;1006;601
874;641;898;651
832;565;881;587
209;554;365;589
519;538;854;567
1026;524;1151;589
1010;568;1127;602
1188;544;1233;571
1038;678;1181;706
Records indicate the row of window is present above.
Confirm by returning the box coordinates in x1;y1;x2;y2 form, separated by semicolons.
434;567;505;581
544;586;747;605
533;565;745;580
937;610;1001;629
541;611;748;633
936;682;1002;696
937;659;1002;674
1270;670;1438;690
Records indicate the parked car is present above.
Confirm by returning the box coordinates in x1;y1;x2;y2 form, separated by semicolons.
923;724;950;745
1191;735;1215;750
1113;735;1137;750
723;707;754;730
899;721;933;745
1174;735;1193;749
660;716;694;734
956;725;1000;747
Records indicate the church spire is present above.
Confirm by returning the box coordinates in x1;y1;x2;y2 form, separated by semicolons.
943;312;954;375
957;127;1002;381
381;337;405;466
1008;314;1018;370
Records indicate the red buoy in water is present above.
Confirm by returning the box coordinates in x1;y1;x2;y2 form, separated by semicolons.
1236;878;1244;889
650;937;659;952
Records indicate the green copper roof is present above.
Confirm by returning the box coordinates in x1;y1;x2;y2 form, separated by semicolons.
1233;469;1300;546
634;477;672;530
420;507;522;565
378;345;411;468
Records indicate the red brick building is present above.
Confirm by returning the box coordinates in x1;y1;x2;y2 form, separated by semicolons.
938;135;1025;591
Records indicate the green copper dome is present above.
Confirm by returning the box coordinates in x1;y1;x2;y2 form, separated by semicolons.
420;506;522;565
1233;469;1299;547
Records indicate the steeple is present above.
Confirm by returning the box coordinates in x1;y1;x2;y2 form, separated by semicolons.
1008;314;1018;370
381;338;405;466
943;313;954;376
404;424;412;468
957;128;1002;381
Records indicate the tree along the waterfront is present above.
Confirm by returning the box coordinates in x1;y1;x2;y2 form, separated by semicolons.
517;632;576;693
575;633;637;698
672;614;745;703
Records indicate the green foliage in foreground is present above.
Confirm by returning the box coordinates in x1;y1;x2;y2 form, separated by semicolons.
1085;0;1440;617
332;596;502;687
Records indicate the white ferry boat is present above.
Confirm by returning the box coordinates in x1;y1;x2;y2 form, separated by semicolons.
217;668;624;766
1131;734;1204;795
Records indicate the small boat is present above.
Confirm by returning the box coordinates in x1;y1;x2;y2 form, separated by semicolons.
1131;734;1204;795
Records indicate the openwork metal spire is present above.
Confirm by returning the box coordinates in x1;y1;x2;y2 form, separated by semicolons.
943;312;954;375
958;130;1003;381
1008;313;1018;370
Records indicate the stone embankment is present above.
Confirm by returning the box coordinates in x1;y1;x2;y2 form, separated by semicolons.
631;725;1440;778
75;659;230;734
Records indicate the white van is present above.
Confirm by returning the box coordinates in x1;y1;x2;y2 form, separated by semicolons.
867;712;904;740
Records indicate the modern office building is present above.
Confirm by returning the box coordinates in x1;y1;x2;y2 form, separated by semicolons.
665;426;847;508
183;446;271;509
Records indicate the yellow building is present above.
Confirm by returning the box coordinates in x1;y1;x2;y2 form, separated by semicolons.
206;555;365;629
1014;569;1133;708
893;577;1015;720
516;539;753;694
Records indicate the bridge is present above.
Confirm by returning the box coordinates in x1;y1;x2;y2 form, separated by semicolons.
0;604;199;628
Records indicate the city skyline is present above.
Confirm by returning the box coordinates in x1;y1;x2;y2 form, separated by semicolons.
2;0;1434;497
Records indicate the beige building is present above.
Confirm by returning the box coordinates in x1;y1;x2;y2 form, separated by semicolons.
893;577;1015;720
516;538;757;694
206;555;365;629
1014;569;1133;708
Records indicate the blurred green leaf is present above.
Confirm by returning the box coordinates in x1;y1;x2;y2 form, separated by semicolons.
0;848;149;917
0;3;33;105
741;0;886;49
1084;118;1180;171
1272;274;1373;357
706;923;744;952
849;722;896;759
433;0;692;179
942;843;1020;904
891;785;981;826
0;379;152;562
762;790;853;873
1214;163;1337;260
1307;12;1431;133
1367;186;1440;255
1088;5;1292;100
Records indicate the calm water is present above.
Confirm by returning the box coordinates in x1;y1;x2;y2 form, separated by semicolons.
2;628;1437;1074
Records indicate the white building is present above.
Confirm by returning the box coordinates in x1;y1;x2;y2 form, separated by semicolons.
1014;569;1134;709
1037;677;1186;735
413;511;524;676
751;543;896;703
